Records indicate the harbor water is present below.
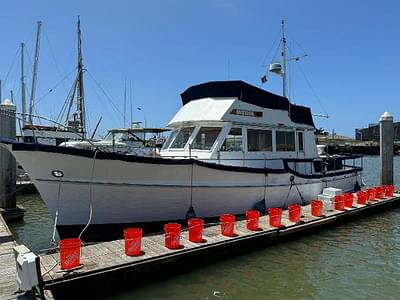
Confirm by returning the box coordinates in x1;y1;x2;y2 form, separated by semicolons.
9;156;400;299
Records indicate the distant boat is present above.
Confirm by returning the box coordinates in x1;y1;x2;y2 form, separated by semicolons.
18;17;87;146
61;126;170;156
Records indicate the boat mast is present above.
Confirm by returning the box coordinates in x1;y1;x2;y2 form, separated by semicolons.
20;42;26;127
281;20;287;99
28;21;42;125
77;16;86;138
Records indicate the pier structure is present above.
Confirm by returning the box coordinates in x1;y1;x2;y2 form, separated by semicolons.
380;112;394;185
0;100;24;221
32;193;399;298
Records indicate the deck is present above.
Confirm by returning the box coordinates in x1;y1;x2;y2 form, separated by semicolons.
0;212;18;299
39;194;400;298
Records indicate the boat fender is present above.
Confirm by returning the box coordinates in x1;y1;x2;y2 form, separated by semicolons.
253;199;266;213
185;205;197;219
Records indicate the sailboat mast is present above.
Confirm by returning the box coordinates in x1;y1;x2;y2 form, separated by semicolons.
281;20;287;99
77;16;86;138
29;21;42;125
20;42;26;127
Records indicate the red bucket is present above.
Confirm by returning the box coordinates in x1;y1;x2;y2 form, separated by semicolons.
376;187;385;199
164;223;181;249
188;218;204;243
268;208;282;227
334;195;345;211
385;185;395;197
356;191;367;205
246;210;260;231
344;193;354;208
311;200;323;217
220;214;235;237
288;204;301;223
124;228;142;256
59;238;81;270
367;188;376;201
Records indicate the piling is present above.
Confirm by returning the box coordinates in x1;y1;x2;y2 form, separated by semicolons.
380;112;394;185
0;100;24;221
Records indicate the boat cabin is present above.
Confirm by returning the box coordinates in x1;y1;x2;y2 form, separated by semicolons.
160;81;318;169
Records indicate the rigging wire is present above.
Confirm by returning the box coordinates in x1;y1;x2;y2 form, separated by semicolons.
3;48;20;87
260;33;281;67
86;70;125;120
43;27;66;84
295;60;329;116
34;67;77;106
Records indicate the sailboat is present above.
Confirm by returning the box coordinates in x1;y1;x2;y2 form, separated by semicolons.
19;18;87;146
0;21;363;239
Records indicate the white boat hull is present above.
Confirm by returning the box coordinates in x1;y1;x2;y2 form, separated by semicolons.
9;146;360;232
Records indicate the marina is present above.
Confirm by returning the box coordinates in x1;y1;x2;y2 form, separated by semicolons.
1;188;399;299
1;2;400;299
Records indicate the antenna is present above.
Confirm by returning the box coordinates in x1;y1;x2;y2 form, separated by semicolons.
281;20;287;98
124;78;127;127
264;20;307;100
130;80;133;126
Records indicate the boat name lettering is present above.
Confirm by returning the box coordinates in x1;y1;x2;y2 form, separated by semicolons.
230;109;263;117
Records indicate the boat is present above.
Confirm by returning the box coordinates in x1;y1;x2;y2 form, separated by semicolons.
0;79;363;238
0;21;363;239
18;18;87;146
60;126;170;156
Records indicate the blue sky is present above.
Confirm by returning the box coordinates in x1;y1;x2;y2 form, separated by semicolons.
1;0;399;137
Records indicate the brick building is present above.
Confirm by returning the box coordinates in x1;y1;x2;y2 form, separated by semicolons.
355;122;400;141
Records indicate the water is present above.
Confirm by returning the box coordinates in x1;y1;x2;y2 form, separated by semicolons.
8;156;400;299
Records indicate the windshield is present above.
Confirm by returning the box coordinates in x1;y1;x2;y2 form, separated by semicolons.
192;127;222;150
169;127;194;149
102;131;142;143
162;130;178;150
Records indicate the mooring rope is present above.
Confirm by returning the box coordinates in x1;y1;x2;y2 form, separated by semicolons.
78;150;98;239
49;177;63;248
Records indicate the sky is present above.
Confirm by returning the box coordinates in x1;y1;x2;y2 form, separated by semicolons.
1;0;399;137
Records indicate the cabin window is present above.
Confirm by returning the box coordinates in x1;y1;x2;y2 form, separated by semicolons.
192;127;222;150
221;128;243;151
55;138;66;145
247;129;272;151
297;132;304;152
162;130;178;149
170;127;194;149
276;131;295;151
23;136;35;143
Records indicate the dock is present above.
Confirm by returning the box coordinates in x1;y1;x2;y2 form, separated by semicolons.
0;213;55;300
0;213;18;299
38;194;400;299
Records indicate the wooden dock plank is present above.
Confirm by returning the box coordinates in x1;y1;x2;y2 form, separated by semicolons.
39;194;400;291
0;214;22;300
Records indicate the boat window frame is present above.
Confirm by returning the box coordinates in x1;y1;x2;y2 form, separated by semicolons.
220;127;244;152
168;127;196;150
297;131;304;152
161;129;179;150
190;126;224;152
276;130;296;152
247;128;273;152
